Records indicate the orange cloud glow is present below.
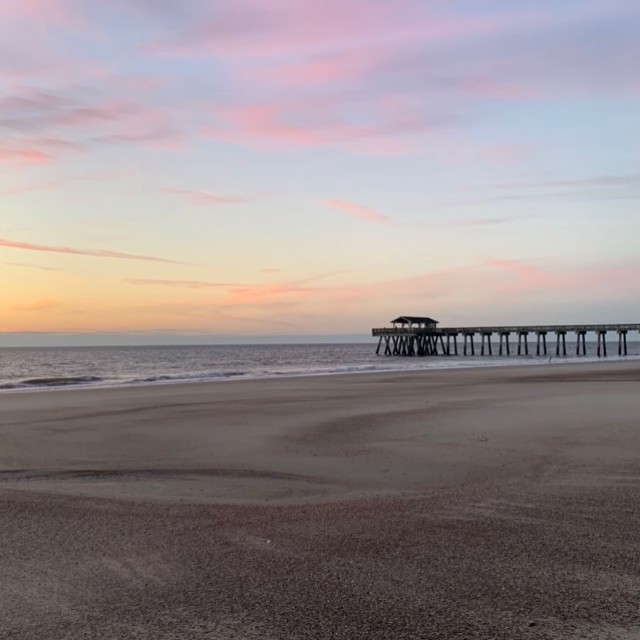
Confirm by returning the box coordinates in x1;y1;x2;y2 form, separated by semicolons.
11;298;60;312
127;279;241;289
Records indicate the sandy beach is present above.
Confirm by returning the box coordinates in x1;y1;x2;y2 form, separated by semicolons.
1;360;639;639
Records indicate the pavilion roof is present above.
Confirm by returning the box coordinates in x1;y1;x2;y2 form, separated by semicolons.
391;316;439;325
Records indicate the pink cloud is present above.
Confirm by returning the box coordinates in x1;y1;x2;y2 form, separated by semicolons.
211;104;326;149
125;270;354;313
49;100;138;127
208;96;443;154
150;0;542;59
0;238;186;264
0;147;52;165
182;1;637;154
484;258;551;288
459;79;541;101
164;188;253;205
0;84;184;166
221;283;316;307
0;0;635;170
95;128;185;151
141;0;639;110
202;263;482;316
137;4;557;157
118;257;640;325
0;0;81;27
0;138;85;168
247;49;386;88
324;199;391;224
556;261;640;295
481;257;640;299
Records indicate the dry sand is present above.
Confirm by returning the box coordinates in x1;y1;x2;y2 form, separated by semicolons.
1;361;639;639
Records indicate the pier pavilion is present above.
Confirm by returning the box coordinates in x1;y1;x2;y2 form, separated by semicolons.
372;317;640;358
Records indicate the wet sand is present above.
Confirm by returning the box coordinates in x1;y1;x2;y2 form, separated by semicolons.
1;361;639;639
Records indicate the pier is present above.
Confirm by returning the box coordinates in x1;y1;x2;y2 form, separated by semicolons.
372;316;639;358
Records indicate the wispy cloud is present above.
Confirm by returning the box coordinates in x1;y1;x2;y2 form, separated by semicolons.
0;181;63;196
148;0;539;59
430;215;533;228
0;238;186;264
163;188;253;205
324;199;392;224
0;83;183;166
12;298;60;312
484;257;551;287
126;270;347;290
495;173;640;191
1;1;637;163
143;0;637;156
127;278;241;288
0;0;87;29
3;261;60;271
0;146;52;165
208;98;455;155
482;256;640;297
434;173;639;208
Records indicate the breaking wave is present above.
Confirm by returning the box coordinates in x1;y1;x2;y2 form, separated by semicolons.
3;376;104;390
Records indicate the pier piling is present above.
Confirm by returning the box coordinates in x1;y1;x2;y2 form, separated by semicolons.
597;331;608;358
536;331;548;356
576;331;587;356
499;332;510;356
517;331;529;356
555;331;567;356
618;330;628;356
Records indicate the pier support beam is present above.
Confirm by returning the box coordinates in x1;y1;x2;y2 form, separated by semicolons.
445;333;458;356
555;331;567;356
498;332;510;356
575;331;587;356
536;331;548;356
517;332;529;356
463;333;475;356
618;330;628;356
597;330;608;357
480;332;493;356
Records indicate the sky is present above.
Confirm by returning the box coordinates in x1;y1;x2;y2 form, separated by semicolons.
1;0;639;345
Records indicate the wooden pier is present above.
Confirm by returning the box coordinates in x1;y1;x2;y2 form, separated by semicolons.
372;316;639;358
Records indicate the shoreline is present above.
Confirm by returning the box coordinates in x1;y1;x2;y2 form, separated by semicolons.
2;351;639;397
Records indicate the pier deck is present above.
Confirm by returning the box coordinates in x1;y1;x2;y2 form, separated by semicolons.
372;324;640;357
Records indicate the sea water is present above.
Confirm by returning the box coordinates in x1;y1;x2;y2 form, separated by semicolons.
1;341;638;392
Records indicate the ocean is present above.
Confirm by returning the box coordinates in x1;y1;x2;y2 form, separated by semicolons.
1;340;639;392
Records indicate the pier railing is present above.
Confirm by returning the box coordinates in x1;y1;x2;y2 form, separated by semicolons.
371;324;640;357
